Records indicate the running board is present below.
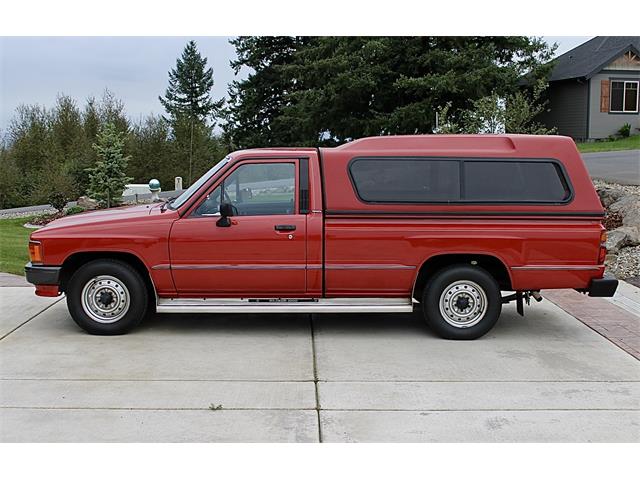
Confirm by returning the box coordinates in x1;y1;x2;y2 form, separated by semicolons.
156;297;414;314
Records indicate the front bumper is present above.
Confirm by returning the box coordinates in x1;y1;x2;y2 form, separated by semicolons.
25;262;61;286
587;275;618;297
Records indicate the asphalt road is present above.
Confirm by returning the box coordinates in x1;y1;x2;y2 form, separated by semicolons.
582;149;640;185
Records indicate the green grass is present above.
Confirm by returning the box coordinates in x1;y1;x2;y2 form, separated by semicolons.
576;135;640;153
0;217;35;276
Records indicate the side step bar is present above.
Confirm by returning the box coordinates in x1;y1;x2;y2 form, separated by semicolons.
156;297;414;314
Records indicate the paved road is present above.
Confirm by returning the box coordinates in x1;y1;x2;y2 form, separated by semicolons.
582;150;640;185
1;285;638;442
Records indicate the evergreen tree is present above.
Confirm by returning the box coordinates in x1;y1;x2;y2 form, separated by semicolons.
225;36;555;147
86;123;133;208
224;36;309;148
159;40;223;185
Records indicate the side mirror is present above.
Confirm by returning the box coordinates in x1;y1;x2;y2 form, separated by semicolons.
216;203;234;227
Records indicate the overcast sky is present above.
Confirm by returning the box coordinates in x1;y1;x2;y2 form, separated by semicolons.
0;36;592;133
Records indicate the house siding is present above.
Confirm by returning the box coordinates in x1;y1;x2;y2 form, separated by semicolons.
538;79;588;140
589;71;640;139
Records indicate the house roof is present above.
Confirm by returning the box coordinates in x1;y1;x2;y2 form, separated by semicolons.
548;36;640;82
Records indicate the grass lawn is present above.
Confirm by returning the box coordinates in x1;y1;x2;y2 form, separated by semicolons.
576;135;640;153
0;217;34;276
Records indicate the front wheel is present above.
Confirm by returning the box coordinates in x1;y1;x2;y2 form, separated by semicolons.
66;259;148;335
422;265;501;340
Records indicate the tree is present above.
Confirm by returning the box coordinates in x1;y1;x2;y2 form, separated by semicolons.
159;40;223;184
0;145;21;209
451;79;557;135
223;36;309;148
86;123;133;208
225;36;556;146
127;115;175;188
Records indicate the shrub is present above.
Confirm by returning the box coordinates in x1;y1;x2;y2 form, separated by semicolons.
65;205;86;216
618;123;631;138
47;192;68;212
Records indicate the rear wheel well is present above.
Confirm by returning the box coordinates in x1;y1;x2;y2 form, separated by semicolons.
59;252;156;308
412;254;512;301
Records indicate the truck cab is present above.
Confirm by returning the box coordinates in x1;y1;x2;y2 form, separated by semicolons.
25;135;617;339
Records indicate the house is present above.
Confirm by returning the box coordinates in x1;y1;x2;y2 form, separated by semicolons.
537;36;639;141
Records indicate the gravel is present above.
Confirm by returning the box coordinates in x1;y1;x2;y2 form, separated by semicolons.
592;179;640;196
607;246;640;282
0;208;57;219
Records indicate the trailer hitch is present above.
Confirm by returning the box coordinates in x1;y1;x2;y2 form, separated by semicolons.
501;290;542;316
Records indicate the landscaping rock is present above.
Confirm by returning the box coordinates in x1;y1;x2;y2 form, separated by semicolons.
596;186;625;208
77;196;99;210
609;194;640;228
606;226;640;253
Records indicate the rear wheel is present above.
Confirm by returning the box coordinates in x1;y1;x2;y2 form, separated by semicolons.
66;259;148;335
422;264;501;340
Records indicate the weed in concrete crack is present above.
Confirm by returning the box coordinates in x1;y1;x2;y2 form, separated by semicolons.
208;403;223;411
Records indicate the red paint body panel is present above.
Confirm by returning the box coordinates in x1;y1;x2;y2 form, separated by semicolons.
29;135;607;300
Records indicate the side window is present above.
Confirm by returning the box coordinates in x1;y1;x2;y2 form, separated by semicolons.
463;161;571;203
349;158;460;202
194;162;296;216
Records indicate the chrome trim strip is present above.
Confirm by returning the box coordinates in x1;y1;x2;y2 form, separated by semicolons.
511;265;601;271
166;263;416;271
170;264;307;270
325;210;605;218
151;264;171;270
156;297;413;314
325;264;416;270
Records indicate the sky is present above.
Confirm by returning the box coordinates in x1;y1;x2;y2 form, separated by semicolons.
0;36;593;133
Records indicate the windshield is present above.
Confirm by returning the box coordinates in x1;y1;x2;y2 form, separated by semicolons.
169;156;231;209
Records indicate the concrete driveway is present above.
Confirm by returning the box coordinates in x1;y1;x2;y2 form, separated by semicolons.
582;150;640;185
1;285;639;442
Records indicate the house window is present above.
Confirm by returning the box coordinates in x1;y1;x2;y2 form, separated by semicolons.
610;81;639;113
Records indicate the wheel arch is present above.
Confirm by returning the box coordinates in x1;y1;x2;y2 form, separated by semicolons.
59;251;157;307
412;253;512;301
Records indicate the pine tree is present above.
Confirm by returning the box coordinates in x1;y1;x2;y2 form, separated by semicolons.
86;123;133;208
159;40;223;185
225;36;555;147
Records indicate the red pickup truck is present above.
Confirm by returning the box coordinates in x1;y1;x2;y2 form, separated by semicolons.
25;134;617;339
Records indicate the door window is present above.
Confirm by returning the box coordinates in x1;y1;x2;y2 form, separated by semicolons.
194;162;296;216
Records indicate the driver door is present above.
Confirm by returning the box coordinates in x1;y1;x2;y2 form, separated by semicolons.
169;159;307;296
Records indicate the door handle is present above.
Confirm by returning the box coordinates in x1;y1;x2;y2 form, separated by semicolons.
275;224;296;231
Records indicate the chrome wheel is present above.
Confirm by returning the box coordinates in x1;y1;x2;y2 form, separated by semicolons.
80;275;130;324
438;280;488;328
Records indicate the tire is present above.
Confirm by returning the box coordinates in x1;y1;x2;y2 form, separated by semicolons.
66;259;149;335
422;264;501;340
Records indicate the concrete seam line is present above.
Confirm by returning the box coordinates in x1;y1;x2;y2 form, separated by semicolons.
0;378;317;382
309;313;322;443
0;407;637;412
0;296;65;342
2;378;639;383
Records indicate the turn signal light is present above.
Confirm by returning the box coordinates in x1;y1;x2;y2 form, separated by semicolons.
598;231;607;264
29;241;43;264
